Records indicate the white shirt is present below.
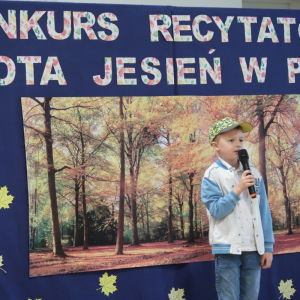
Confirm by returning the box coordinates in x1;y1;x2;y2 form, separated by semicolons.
219;157;257;251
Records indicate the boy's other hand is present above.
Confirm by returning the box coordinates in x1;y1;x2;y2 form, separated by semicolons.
261;252;273;269
233;170;255;196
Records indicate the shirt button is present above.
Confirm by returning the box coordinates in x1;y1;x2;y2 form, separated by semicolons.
232;185;234;187
256;235;259;237
254;218;256;220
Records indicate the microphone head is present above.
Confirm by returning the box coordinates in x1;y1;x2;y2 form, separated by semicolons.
238;149;249;162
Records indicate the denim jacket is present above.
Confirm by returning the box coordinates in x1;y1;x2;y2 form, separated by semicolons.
201;158;275;255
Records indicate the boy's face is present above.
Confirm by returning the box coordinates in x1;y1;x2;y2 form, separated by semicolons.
212;128;244;164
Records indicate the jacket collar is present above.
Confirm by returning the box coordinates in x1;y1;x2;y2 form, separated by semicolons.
216;157;243;172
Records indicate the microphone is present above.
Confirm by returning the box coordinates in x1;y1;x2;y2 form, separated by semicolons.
238;149;256;198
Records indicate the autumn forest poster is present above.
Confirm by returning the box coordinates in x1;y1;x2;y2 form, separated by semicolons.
21;95;300;277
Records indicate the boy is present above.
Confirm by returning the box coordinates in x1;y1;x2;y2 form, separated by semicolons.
201;117;274;300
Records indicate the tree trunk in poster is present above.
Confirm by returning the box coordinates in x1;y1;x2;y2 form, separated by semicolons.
168;166;173;243
31;188;37;250
258;114;268;196
74;177;80;247
179;202;184;239
115;97;125;255
80;131;89;250
146;198;150;242
280;166;293;235
188;172;195;243
129;166;139;245
44;97;66;257
194;191;198;239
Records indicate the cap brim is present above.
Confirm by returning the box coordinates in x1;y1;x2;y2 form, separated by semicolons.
219;122;252;134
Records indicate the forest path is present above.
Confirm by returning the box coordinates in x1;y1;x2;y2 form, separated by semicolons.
29;229;300;277
273;228;300;254
30;237;213;277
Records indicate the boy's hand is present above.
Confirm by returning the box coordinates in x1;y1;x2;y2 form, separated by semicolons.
261;252;273;269
233;170;255;196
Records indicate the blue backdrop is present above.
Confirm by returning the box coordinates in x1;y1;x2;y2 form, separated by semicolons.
0;1;299;299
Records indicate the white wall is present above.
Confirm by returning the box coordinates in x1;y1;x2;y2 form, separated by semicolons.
11;0;243;8
243;0;300;9
11;0;300;9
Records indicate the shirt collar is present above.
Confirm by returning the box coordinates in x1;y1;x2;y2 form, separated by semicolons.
218;157;243;172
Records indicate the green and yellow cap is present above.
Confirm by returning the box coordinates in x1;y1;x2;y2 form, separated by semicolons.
209;117;252;145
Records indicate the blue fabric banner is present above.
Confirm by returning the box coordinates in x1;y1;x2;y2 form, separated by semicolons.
0;1;299;299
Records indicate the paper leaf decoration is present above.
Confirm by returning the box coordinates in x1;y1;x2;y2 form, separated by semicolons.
278;279;296;299
209;49;216;54
0;255;7;273
0;186;14;209
168;288;185;300
96;272;117;296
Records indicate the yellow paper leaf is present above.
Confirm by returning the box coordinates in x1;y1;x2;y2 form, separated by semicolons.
96;272;117;297
278;279;296;299
168;288;185;300
0;255;7;273
0;186;14;209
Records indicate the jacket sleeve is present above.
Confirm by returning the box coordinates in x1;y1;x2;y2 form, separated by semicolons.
201;176;241;220
259;178;275;252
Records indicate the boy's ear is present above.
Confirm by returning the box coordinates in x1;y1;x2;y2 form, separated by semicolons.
211;141;219;152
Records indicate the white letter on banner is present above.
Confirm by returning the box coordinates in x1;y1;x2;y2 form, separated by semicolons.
277;18;295;43
0;56;16;85
40;57;67;85
239;57;267;83
176;58;196;85
149;15;173;42
237;16;257;42
287;58;300;83
166;58;174;85
257;17;279;43
20;10;47;39
212;16;234;42
0;10;17;39
199;58;221;84
97;13;119;41
93;57;112;86
192;15;214;42
141;57;161;85
17;56;41;85
47;11;71;40
172;15;192;42
116;58;136;85
73;12;97;40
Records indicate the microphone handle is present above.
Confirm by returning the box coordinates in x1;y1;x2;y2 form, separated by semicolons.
240;162;256;198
